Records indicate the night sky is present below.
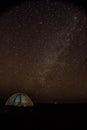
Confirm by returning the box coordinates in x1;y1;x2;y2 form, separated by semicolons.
0;0;87;103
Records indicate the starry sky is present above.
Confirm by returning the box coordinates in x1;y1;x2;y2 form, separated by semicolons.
0;0;87;103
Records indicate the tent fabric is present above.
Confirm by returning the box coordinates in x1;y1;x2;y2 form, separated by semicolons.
5;93;34;107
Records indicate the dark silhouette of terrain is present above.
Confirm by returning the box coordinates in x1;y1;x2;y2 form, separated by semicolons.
0;99;87;129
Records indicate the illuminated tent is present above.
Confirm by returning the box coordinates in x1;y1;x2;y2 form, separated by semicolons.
5;93;34;107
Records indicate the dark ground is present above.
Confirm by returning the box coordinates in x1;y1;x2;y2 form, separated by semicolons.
0;100;87;129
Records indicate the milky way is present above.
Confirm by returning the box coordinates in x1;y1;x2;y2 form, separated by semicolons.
0;0;87;103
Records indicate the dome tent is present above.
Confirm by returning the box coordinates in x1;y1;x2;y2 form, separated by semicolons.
5;93;34;107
